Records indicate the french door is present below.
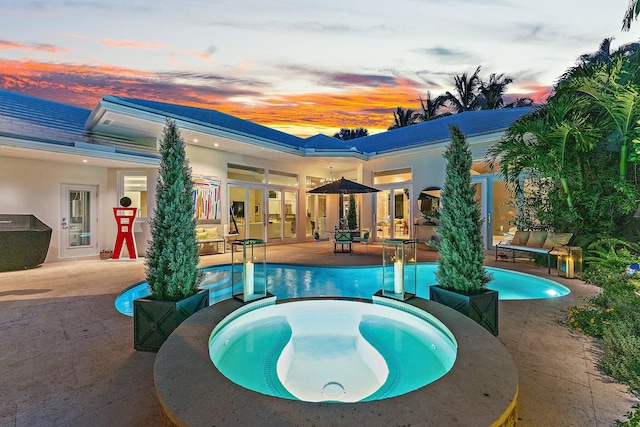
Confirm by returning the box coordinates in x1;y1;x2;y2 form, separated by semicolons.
472;176;516;250
229;186;265;240
374;187;411;242
60;184;98;257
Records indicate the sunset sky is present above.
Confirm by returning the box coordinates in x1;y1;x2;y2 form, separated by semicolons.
1;0;638;136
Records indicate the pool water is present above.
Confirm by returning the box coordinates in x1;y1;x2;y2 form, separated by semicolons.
115;263;570;316
208;298;457;402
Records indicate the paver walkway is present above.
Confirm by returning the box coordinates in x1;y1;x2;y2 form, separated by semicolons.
0;243;637;426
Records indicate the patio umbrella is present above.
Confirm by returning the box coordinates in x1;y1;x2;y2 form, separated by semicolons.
308;177;380;227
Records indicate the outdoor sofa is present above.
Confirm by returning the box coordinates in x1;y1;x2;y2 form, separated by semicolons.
495;230;573;274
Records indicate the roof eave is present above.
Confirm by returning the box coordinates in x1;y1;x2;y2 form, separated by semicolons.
97;96;307;157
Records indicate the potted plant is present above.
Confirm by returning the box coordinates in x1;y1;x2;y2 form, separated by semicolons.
99;249;113;260
429;125;498;335
134;118;207;352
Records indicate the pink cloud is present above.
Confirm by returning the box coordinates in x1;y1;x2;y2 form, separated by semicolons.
101;39;169;49
0;40;67;53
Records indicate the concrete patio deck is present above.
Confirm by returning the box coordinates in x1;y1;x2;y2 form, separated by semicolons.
0;242;638;426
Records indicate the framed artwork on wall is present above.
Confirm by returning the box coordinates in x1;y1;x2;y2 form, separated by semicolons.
192;174;221;220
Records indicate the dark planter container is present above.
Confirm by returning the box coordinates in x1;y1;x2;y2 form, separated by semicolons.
134;289;209;352
429;285;499;336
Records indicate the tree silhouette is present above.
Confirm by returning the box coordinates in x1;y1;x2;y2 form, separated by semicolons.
419;92;451;121
444;66;483;113
333;127;369;140
623;0;639;30
388;106;420;130
479;73;513;109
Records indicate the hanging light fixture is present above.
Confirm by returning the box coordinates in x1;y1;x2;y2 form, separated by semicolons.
321;167;338;184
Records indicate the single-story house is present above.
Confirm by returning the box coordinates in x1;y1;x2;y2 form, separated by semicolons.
0;89;531;263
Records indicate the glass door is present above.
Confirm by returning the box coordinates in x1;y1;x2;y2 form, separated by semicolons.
229;186;246;238
284;190;297;239
472;179;489;249
393;188;410;240
375;190;391;242
491;180;517;246
306;194;327;237
229;186;265;240
248;188;264;240
472;176;518;250
375;187;411;241
61;184;98;257
267;190;282;240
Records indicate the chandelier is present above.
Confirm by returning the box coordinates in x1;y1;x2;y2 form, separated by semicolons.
320;167;338;184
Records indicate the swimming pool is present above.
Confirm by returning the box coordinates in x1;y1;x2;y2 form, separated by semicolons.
115;263;570;316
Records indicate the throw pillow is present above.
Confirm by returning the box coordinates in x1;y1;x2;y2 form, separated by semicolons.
542;232;572;249
526;231;548;248
206;228;219;239
510;231;530;246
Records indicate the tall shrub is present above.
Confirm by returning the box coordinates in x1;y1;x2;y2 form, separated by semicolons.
145;118;202;301
347;194;358;230
434;125;491;294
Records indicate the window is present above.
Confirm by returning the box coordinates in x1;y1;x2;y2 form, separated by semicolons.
118;172;148;218
268;169;298;187
227;164;265;183
373;168;412;185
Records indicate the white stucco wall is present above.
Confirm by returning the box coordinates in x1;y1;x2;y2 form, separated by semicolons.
0;156;109;262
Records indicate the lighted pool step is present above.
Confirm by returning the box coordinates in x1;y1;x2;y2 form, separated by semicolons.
277;334;388;402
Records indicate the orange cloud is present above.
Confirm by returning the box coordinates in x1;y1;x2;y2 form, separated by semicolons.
0;58;544;138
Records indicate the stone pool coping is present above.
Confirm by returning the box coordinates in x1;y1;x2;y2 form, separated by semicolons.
154;296;518;426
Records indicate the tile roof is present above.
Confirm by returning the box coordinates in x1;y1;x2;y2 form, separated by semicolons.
351;107;533;155
0;90;160;160
104;96;307;148
104;95;532;157
1;89;532;161
0;89;91;145
303;134;357;151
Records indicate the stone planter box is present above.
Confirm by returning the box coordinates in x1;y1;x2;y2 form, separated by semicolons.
429;285;499;336
134;289;209;352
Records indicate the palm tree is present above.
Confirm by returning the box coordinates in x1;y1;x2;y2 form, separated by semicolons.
388;106;420;130
623;0;639;30
504;97;534;108
333;127;369;140
560;38;639;82
578;37;613;65
418;92;451;121
488;92;602;210
479;73;513;109
444;66;483;113
577;57;640;182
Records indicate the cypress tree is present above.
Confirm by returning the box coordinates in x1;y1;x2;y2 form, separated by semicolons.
347;194;358;230
145;118;202;301
434;125;491;294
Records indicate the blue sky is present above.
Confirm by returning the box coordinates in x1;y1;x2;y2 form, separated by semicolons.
0;0;638;135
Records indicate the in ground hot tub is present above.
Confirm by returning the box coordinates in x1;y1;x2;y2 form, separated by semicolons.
209;297;457;402
0;214;52;272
